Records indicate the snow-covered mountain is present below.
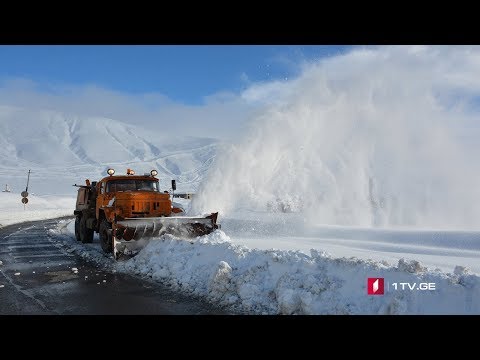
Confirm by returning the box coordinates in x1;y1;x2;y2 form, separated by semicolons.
0;105;218;195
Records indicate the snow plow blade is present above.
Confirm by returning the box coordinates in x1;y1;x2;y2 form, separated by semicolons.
112;212;219;259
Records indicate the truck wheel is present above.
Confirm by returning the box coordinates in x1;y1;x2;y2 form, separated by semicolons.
100;219;113;254
80;216;94;244
74;216;82;242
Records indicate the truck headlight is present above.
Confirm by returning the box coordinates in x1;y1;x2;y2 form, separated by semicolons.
107;168;115;176
151;170;158;176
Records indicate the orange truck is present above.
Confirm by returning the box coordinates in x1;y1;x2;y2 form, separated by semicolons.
74;168;219;259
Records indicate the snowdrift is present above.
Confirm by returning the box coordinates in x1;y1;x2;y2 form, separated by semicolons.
52;219;480;315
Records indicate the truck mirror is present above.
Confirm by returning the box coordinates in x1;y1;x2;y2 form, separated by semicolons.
91;181;97;188
171;180;176;191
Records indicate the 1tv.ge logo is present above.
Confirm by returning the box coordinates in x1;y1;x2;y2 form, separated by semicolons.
367;277;436;295
367;278;384;295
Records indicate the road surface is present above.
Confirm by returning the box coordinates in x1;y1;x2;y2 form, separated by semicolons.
0;218;227;314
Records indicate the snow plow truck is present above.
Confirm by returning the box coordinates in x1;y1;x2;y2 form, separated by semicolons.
73;168;219;259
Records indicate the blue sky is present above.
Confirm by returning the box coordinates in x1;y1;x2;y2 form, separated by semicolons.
0;45;347;104
1;46;479;143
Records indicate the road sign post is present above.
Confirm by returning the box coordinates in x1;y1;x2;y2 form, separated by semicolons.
21;170;31;209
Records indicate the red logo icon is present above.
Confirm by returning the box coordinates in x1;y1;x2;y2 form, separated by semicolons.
367;278;384;295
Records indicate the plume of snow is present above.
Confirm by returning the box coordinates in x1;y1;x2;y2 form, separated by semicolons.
193;46;480;229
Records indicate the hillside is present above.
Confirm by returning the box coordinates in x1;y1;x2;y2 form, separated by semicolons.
0;105;218;195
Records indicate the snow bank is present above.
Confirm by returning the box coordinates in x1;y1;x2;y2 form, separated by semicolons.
0;193;75;227
53;219;480;314
121;232;480;314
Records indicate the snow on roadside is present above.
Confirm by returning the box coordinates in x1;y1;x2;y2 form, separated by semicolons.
0;193;75;227
52;218;480;314
121;232;480;314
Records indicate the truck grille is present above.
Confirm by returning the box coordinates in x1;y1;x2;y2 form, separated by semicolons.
132;201;150;213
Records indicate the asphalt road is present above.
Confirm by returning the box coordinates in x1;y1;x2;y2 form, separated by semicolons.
0;218;227;315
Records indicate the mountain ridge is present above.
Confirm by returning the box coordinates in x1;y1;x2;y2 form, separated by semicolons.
0;105;218;195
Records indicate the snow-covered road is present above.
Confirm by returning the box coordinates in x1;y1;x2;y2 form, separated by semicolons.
49;214;480;315
2;196;479;314
0;219;224;314
218;211;480;275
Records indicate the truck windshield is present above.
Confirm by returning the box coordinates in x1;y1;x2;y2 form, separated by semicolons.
106;180;159;192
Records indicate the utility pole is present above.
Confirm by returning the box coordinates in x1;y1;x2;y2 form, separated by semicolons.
26;169;31;192
171;179;176;202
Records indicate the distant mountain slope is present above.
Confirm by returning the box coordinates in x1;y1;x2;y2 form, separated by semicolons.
0;105;218;195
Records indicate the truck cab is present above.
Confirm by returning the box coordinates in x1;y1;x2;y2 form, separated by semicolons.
96;172;174;225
